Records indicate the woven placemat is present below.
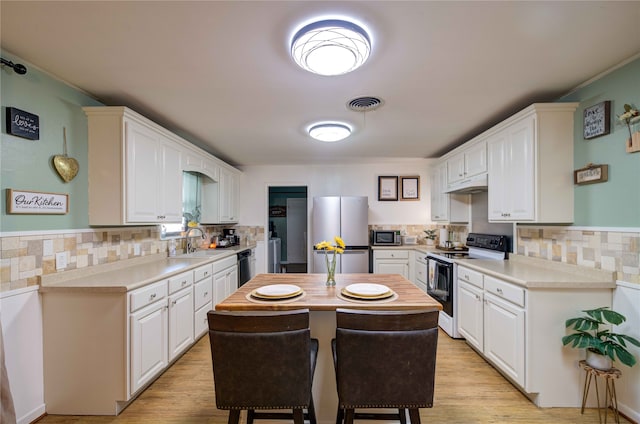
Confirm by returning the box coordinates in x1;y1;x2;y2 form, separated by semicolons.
245;291;307;304
337;291;398;304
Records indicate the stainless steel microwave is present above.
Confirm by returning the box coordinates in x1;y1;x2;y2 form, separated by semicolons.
371;230;401;246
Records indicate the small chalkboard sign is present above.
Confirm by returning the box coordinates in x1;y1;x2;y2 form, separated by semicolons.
6;107;40;140
583;101;610;140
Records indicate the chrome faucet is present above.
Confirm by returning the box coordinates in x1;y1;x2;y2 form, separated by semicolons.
185;227;205;254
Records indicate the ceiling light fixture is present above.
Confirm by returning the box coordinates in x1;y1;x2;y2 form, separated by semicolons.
308;122;352;142
291;19;371;76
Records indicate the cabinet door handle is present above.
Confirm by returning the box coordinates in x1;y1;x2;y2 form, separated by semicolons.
171;300;177;306
203;291;208;297
497;288;503;295
475;294;481;300
204;271;209;277
181;281;187;286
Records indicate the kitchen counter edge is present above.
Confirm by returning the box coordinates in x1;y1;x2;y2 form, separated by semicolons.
39;244;256;293
455;254;615;289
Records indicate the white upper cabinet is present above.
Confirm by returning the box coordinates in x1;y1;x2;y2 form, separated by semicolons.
447;140;487;186
487;103;578;223
431;162;469;223
84;107;183;225
125;121;183;223
84;106;241;226
218;166;239;223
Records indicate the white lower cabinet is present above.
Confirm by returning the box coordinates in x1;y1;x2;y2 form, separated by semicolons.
41;253;247;415
168;286;194;362
373;249;410;279
130;295;168;394
457;280;483;351
213;255;238;306
129;280;169;395
483;290;525;387
412;252;428;292
193;264;214;338
457;269;525;389
455;263;615;408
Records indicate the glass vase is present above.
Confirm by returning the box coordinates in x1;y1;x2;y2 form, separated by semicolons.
325;252;337;287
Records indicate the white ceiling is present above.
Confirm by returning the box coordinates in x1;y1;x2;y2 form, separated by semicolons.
2;1;640;167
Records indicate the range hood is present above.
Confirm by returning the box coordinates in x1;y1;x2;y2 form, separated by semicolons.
444;173;488;194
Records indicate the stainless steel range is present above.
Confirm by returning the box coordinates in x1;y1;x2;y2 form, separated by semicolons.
426;233;509;338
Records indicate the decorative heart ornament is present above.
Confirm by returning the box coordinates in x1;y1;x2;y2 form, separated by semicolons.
53;155;79;182
53;127;79;183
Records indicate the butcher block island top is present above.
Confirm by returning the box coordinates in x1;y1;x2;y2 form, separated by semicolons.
216;273;442;311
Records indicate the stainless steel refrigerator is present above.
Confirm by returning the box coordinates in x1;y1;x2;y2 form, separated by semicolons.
312;196;369;273
268;237;281;273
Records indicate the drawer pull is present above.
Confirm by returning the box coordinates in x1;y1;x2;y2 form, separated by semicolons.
204;271;209;277
475;294;481;301
171;300;177;306
496;288;503;294
149;293;157;300
465;274;470;280
204;291;209;297
182;281;187;286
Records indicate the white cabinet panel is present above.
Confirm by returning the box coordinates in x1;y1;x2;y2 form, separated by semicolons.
130;301;168;394
487;104;577;223
431;162;469;223
457;280;484;352
168;287;194;362
483;292;525;388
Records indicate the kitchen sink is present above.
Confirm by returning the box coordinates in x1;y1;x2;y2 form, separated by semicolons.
175;249;228;259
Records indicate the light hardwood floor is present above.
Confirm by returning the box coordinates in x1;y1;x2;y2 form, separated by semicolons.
37;330;631;423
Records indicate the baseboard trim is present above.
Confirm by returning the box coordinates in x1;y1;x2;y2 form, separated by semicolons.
19;403;45;424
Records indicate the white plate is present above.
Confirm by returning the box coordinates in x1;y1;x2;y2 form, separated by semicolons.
344;283;391;297
255;284;302;298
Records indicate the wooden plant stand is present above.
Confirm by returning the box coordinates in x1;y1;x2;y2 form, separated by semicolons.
579;360;622;424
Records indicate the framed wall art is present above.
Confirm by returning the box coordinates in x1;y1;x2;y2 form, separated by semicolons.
583;101;611;140
400;176;420;201
574;164;609;185
378;176;398;201
6;189;69;214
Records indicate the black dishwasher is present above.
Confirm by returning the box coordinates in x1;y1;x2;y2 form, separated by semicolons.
237;250;252;287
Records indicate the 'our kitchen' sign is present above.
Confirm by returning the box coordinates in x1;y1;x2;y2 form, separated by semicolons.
6;189;69;214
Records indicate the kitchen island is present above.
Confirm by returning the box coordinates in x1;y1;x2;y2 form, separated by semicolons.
215;273;441;424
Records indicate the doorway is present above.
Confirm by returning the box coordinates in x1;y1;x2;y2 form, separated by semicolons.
267;186;308;273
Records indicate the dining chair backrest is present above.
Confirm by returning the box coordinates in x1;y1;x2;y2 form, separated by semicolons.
208;309;314;412
334;308;439;415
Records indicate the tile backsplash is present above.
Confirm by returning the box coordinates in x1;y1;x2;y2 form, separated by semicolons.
517;226;639;284
0;225;264;292
2;224;637;292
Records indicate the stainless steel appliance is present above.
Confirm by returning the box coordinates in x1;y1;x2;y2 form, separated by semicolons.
237;250;251;286
426;233;509;338
370;229;401;246
268;237;281;273
312;196;369;273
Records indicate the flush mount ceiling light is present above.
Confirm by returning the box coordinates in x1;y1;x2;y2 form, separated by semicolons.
308;122;352;142
291;19;371;76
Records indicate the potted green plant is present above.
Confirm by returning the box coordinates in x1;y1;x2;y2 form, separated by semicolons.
562;307;640;370
423;229;437;246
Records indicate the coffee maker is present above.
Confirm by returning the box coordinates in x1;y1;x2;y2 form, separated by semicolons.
223;228;239;246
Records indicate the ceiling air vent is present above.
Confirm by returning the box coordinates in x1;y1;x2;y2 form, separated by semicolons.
347;96;384;112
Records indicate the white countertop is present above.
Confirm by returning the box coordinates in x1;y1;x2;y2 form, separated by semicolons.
39;244;255;293
455;254;615;289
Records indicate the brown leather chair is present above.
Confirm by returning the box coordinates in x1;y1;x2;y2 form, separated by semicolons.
208;309;318;424
333;308;439;424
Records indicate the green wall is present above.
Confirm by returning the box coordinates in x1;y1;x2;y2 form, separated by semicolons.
1;51;103;231
558;57;640;227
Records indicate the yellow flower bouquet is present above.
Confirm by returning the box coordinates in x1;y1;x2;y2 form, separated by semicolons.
315;236;345;286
